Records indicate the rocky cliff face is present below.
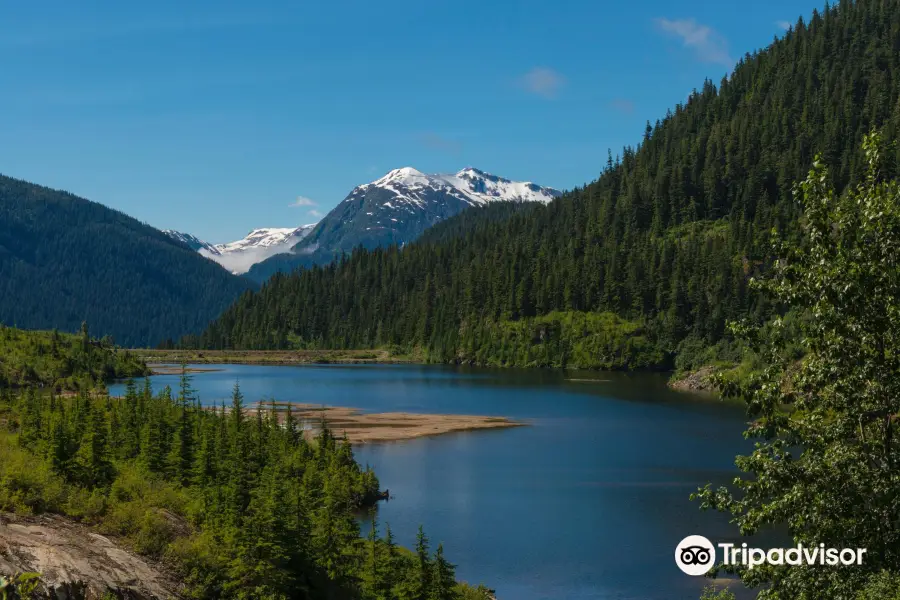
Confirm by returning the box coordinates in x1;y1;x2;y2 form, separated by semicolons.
0;512;180;599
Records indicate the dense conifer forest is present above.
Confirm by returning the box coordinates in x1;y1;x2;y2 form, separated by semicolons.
0;175;254;347
0;331;493;599
187;0;900;371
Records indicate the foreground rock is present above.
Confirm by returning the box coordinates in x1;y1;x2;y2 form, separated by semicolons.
0;512;180;599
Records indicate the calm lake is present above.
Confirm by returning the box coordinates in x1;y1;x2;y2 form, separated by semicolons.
111;364;754;600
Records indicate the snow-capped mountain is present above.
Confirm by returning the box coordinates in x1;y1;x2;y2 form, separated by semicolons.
164;225;316;275
296;166;560;254
244;167;560;282
163;230;221;255
357;167;560;208
213;225;317;255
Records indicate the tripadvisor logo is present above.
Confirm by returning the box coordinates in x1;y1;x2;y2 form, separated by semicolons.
675;535;716;576
675;535;868;576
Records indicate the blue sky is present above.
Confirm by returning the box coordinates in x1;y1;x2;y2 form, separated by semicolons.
2;0;817;242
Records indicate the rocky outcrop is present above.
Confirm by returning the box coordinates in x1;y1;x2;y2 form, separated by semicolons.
667;366;719;394
0;512;181;599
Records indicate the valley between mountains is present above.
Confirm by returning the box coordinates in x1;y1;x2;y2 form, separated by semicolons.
5;1;900;599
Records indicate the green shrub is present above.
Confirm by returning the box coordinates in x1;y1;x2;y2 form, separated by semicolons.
857;571;900;600
104;464;189;555
131;508;179;556
0;572;42;599
699;585;737;600
63;487;107;522
103;498;183;556
108;464;152;504
102;496;145;536
166;530;228;599
0;434;65;514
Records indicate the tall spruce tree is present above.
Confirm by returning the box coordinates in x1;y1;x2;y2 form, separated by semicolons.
168;365;196;485
76;396;114;488
429;544;457;600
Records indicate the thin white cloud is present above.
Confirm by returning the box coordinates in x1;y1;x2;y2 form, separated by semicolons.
776;20;792;30
610;98;635;114
520;67;565;99
308;209;324;218
655;18;732;67
289;195;317;208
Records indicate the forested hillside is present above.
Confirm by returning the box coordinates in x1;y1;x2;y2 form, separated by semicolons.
1;380;470;599
0;175;254;347
0;324;147;390
0;327;495;599
189;0;900;368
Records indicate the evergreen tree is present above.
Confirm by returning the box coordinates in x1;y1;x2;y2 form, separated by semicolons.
225;465;295;599
415;526;432;600
76;398;114;488
285;402;299;446
429;544;457;600
121;378;141;459
168;366;196;485
363;515;384;600
383;523;398;598
227;382;251;521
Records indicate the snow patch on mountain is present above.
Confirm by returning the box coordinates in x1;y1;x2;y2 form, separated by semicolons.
350;166;560;209
445;167;559;204
163;230;221;255
214;226;314;254
164;224;317;275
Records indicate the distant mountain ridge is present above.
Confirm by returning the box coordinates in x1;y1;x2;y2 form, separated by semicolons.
162;230;220;254
166;167;560;282
0;173;254;347
243;166;561;281
164;225;316;275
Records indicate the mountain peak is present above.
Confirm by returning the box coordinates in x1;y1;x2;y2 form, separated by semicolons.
455;167;489;177
357;166;559;206
389;166;424;177
369;167;429;188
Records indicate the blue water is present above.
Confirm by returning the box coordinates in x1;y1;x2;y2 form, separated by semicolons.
111;364;753;600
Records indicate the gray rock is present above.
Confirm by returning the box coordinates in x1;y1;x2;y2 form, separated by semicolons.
0;512;180;599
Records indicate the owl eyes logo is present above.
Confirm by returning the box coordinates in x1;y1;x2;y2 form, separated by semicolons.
680;545;711;565
675;535;716;576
